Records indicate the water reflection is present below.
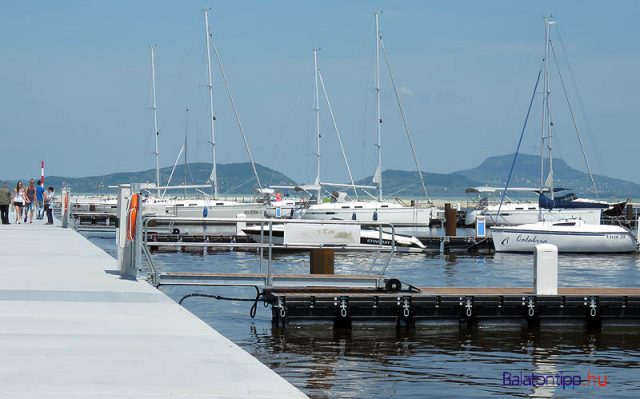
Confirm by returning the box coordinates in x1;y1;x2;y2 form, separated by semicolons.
245;325;640;398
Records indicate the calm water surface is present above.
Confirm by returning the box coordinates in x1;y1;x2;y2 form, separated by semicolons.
86;232;640;398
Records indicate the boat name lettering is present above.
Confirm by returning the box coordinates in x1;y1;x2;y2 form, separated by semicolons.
515;235;548;244
605;234;626;240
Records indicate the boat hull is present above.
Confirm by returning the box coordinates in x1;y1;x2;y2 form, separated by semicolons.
298;206;437;227
491;226;637;253
471;208;602;226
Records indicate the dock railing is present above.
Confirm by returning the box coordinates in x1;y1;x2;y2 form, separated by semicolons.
133;215;400;290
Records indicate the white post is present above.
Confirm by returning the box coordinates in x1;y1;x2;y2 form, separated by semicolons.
235;213;247;236
533;243;558;295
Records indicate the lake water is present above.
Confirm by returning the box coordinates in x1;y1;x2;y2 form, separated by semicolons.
86;232;640;398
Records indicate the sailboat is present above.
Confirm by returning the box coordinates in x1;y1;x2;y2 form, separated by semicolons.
144;10;269;221
491;17;636;253
464;186;608;227
295;12;440;233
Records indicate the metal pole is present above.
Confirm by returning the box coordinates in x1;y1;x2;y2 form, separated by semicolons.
204;9;218;199
150;46;160;196
545;18;555;199
313;48;321;201
374;11;383;201
267;220;273;285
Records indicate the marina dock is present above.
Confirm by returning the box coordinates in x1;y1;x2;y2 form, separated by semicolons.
264;286;640;328
0;222;307;398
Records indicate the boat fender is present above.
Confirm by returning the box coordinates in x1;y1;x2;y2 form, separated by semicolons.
373;211;378;221
203;207;208;217
352;212;357;221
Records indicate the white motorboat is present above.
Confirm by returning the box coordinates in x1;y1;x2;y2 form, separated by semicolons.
491;219;637;253
242;224;426;252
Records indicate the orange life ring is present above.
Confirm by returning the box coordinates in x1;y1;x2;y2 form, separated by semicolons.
127;193;140;241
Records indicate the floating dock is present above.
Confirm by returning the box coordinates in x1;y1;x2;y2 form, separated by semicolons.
0;222;307;398
264;286;640;329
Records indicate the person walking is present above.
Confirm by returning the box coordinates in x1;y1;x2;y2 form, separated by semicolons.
0;183;11;224
24;179;36;224
36;180;45;220
14;181;24;223
44;186;55;225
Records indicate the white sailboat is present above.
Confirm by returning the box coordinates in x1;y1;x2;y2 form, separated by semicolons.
464;187;602;226
143;10;267;220
296;12;439;229
492;219;636;253
491;17;636;253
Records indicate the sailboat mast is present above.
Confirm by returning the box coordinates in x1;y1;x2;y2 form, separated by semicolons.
539;15;553;218
313;48;321;201
203;9;218;199
184;106;189;197
544;16;555;199
150;46;160;195
374;11;383;202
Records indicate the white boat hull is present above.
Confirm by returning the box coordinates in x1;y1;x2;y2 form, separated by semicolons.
467;207;602;226
242;225;425;252
298;205;437;227
491;222;637;253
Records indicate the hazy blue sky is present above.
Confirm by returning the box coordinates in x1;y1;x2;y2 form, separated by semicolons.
1;1;639;186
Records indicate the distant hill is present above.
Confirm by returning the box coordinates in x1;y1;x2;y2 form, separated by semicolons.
1;162;296;195
354;153;640;199
3;154;638;199
451;153;640;199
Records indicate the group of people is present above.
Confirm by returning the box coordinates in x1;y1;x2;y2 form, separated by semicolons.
0;179;55;225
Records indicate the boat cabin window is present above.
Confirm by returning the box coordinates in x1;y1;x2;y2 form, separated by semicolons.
216;202;224;206
354;206;363;209
325;212;336;215
190;203;198;206
381;205;389;208
553;222;576;226
529;207;536;210
341;206;350;209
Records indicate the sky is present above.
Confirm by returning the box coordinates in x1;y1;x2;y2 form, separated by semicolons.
1;0;639;187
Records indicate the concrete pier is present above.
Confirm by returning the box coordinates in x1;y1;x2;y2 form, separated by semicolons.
0;222;307;398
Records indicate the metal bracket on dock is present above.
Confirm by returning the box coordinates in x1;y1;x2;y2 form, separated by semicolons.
461;296;473;318
335;296;349;318
398;296;412;318
276;296;287;318
586;296;599;318
524;296;536;317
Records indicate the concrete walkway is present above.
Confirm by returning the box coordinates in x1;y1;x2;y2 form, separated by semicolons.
0;222;307;398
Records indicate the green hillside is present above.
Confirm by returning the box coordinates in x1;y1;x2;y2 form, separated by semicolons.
2;162;296;195
3;154;637;199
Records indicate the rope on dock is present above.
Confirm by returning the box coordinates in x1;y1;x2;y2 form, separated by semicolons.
178;286;264;318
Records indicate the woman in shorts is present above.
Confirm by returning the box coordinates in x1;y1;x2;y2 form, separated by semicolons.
13;181;24;223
